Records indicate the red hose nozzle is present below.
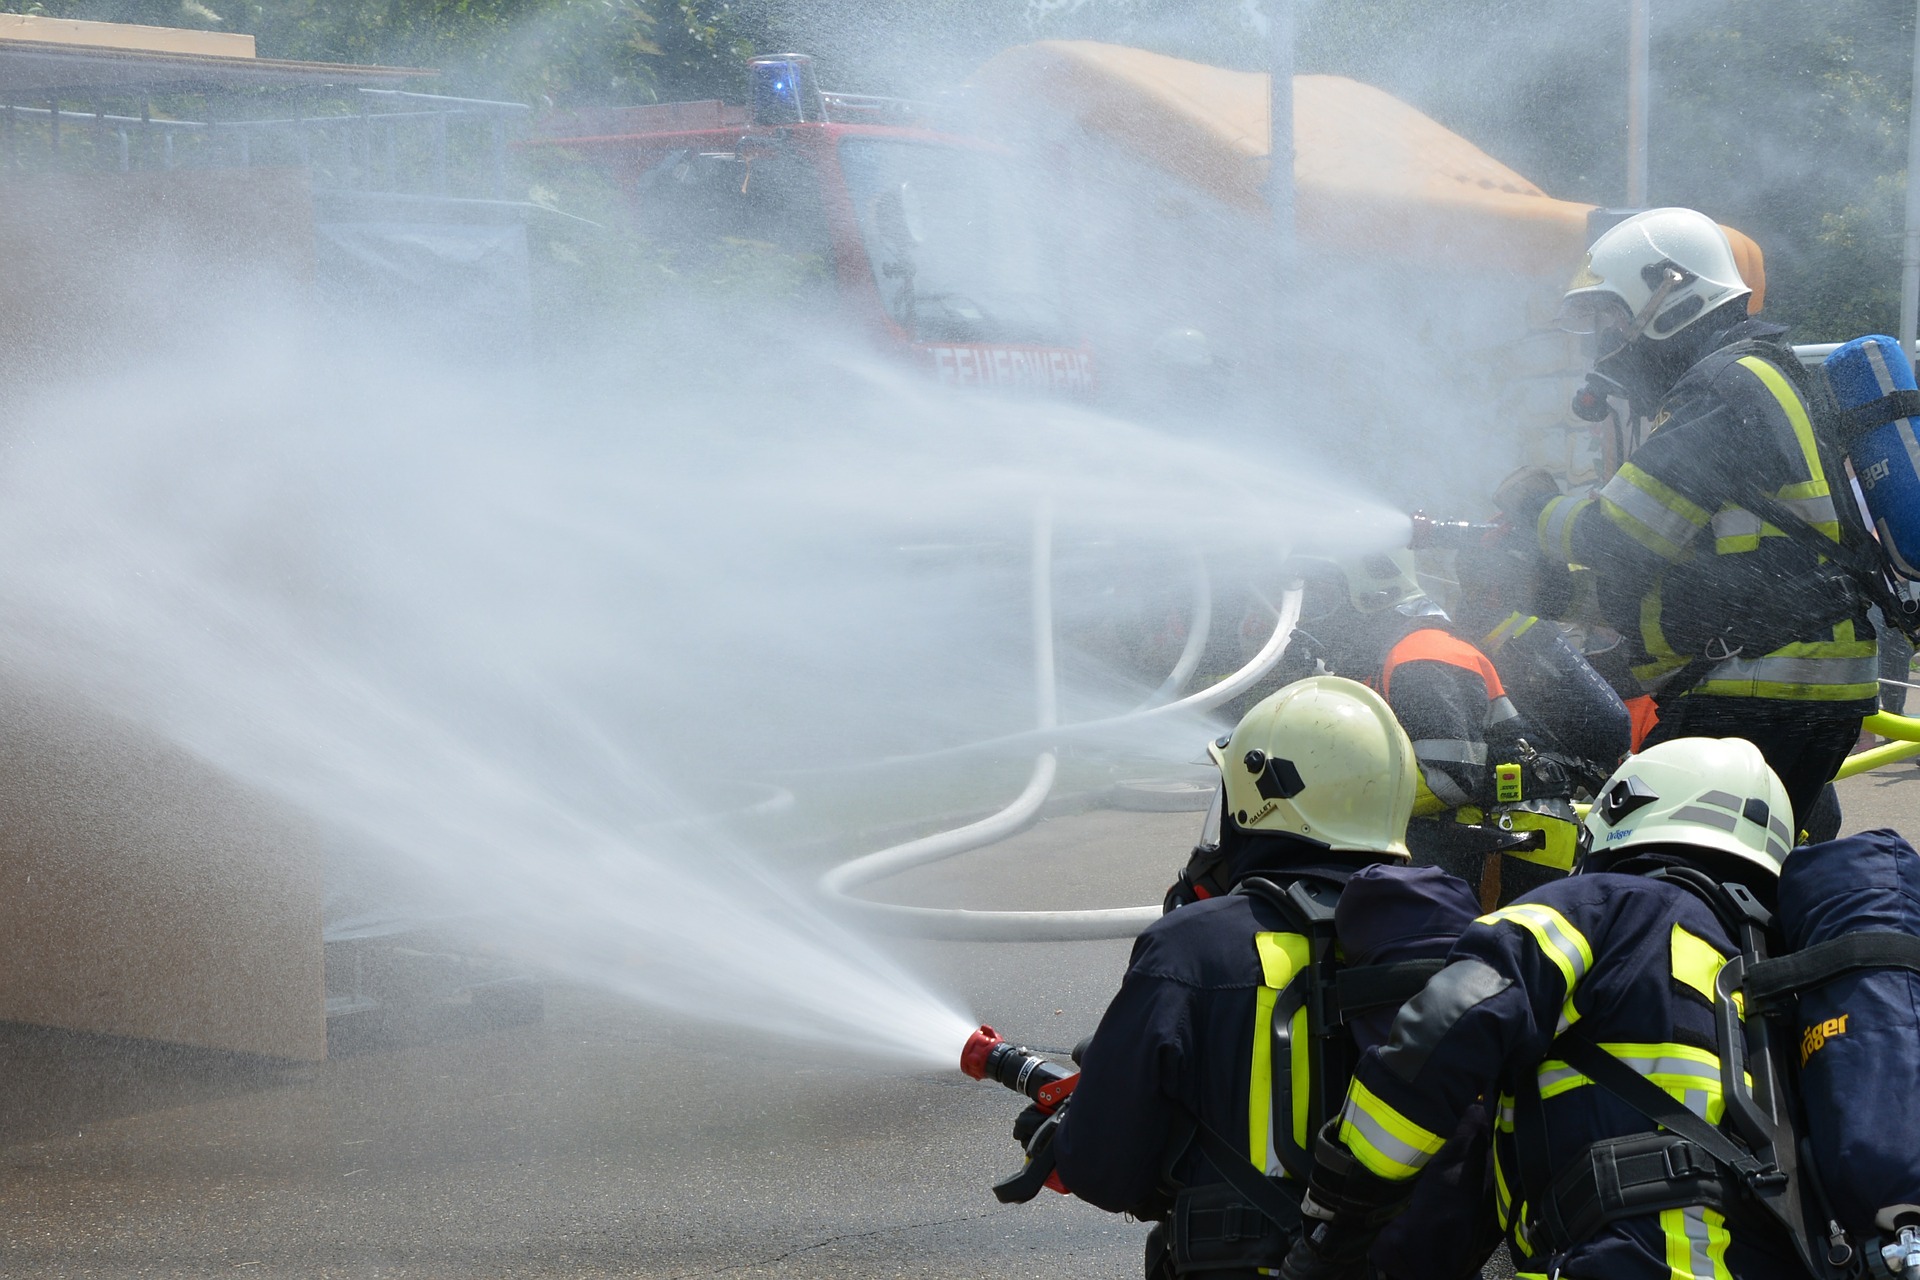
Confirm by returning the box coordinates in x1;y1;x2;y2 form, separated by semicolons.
961;1024;1002;1080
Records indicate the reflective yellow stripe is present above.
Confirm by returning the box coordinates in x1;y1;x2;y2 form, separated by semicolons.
1479;902;1592;1028
1696;618;1880;701
1248;983;1277;1174
1535;1041;1746;1127
1249;932;1310;1174
1632;575;1691;688
1493;1148;1513;1225
1538;495;1589;563
1338;1079;1445;1179
1736;356;1835;521
1482;611;1537;654
1663;1204;1735;1280
1600;463;1710;561
1671;923;1728;1002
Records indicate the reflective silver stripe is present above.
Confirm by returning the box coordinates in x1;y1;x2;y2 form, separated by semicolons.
1697;790;1742;812
1600;472;1705;552
1669;804;1740;833
1608;1050;1721;1090
1711;495;1838;542
1487;695;1520;725
1868;333;1899;395
1681;1204;1717;1276
1711;507;1762;541
1422;766;1473;807
1337;1094;1440;1177
1412;738;1488;765
1767;814;1792;846
1784;492;1839;525
1704;652;1881;688
1536;1062;1582;1093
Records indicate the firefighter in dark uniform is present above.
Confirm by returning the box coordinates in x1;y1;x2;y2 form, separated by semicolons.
1502;206;1878;836
1271;551;1584;907
1279;736;1807;1280
1049;677;1497;1279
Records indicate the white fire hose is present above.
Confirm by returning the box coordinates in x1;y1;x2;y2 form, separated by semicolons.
819;504;1300;941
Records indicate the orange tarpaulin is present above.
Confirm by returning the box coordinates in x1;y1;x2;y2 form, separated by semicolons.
972;41;1765;307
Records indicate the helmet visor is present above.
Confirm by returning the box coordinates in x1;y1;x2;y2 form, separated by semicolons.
1557;293;1635;360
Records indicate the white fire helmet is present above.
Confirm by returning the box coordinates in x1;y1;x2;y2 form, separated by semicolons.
1561;208;1752;354
1583;737;1793;878
1295;549;1445;622
1206;675;1415;858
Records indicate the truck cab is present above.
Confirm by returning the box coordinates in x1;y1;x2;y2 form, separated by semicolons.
526;55;1093;394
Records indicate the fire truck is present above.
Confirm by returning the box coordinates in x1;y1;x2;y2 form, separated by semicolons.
525;54;1095;396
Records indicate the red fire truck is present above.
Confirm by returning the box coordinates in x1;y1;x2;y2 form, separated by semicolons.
525;54;1094;395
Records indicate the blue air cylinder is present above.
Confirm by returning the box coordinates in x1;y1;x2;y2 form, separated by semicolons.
1822;335;1920;579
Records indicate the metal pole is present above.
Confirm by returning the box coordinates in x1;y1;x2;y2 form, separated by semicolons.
1265;0;1295;256
1901;0;1920;359
1627;0;1650;206
1267;0;1295;396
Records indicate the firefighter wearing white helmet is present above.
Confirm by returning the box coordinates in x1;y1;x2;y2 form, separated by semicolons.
1497;206;1877;841
1052;676;1493;1280
1281;735;1805;1280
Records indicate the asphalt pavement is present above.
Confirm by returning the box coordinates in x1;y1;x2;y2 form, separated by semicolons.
0;767;1914;1278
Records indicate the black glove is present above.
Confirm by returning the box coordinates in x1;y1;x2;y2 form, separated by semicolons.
1275;1118;1410;1278
993;1106;1065;1204
1491;465;1562;531
1013;1103;1048;1146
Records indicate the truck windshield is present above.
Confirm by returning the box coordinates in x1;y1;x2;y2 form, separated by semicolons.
837;137;1068;346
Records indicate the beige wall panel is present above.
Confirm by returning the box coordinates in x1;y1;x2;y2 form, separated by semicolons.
0;165;323;1059
0;682;325;1061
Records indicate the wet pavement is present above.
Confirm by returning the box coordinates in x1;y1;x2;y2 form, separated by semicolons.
0;768;1914;1278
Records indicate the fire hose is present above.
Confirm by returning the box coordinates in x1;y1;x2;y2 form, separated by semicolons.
817;502;1301;942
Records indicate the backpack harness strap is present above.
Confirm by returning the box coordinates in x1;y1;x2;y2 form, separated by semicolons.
1744;931;1920;1014
1333;959;1448;1022
1838;388;1920;440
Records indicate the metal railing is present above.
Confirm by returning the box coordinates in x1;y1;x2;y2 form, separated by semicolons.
0;88;530;199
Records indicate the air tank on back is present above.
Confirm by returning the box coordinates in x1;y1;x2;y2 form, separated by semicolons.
1822;335;1920;579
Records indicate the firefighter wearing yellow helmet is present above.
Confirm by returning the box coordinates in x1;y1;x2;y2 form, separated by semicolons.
1497;206;1877;839
1047;677;1495;1280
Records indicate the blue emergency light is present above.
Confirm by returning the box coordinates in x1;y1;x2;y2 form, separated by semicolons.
748;54;824;125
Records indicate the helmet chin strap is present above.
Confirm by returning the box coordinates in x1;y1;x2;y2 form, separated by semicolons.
1621;264;1687;344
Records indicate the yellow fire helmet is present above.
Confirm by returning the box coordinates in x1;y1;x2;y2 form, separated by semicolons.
1206;675;1416;858
1584;737;1793;878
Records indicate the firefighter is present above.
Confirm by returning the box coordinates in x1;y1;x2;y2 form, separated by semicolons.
1262;552;1582;906
1049;676;1496;1279
1450;538;1633;787
1277;736;1805;1280
1501;206;1878;836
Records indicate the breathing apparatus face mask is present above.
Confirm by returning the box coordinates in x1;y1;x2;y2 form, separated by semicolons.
1560;263;1695;419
